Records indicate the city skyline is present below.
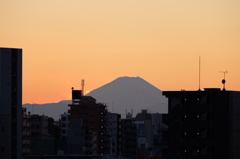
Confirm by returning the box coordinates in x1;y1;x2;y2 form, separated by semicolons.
1;0;240;104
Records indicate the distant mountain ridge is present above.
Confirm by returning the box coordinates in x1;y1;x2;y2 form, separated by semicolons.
23;100;71;120
23;76;168;120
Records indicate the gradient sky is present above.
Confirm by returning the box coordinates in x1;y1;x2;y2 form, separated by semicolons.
1;0;240;104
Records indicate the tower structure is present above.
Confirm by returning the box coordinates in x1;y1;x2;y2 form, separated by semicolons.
0;48;22;159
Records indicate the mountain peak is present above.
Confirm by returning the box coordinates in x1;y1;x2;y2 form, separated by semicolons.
87;77;167;117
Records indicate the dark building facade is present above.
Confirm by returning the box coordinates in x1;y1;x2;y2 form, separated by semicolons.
107;112;122;156
22;108;31;157
162;88;240;159
121;118;137;158
30;114;65;155
68;89;108;155
0;48;22;159
31;115;49;140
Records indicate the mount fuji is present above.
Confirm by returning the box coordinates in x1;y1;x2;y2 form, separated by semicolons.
87;76;168;117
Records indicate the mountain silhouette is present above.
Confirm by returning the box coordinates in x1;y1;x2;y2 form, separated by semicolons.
87;76;168;117
23;76;168;120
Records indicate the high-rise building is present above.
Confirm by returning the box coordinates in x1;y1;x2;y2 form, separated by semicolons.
121;117;137;158
68;89;108;155
22;108;31;157
135;110;153;157
107;112;121;155
162;88;240;159
151;113;167;157
0;48;22;159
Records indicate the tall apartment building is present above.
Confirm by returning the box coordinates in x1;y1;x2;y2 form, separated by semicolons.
151;113;167;157
107;112;121;155
151;113;164;135
121;117;137;158
22;108;31;157
162;88;240;159
0;48;22;159
135;110;153;157
68;89;108;155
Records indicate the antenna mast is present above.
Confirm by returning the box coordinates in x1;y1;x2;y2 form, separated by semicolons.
81;79;85;96
198;56;201;91
219;70;228;91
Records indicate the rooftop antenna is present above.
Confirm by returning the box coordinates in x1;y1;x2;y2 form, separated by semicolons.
81;79;85;96
219;70;228;91
198;56;201;91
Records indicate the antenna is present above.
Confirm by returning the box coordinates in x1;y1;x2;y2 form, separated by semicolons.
198;56;201;91
219;70;228;91
81;79;85;96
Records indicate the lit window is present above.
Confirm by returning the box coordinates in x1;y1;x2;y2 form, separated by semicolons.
184;149;187;153
197;150;200;153
184;133;187;135
197;132;200;135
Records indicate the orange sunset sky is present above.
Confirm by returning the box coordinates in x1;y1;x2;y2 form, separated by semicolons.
1;0;240;104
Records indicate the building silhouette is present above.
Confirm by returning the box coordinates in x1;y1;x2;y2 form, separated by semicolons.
135;110;153;157
162;88;240;159
151;113;167;157
68;89;108;155
60;112;70;139
29;114;64;156
22;108;31;157
0;48;22;159
107;112;121;156
121;111;137;158
31;115;49;140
